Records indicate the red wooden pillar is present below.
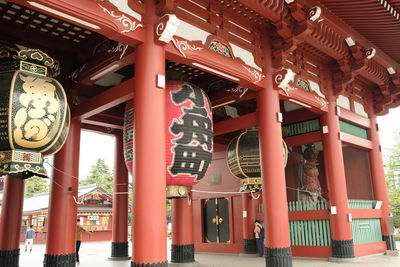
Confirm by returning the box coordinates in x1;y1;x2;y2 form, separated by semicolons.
257;36;292;266
171;196;195;263
368;113;396;250
131;1;167;266
110;132;130;259
241;193;257;254
321;69;354;258
43;118;81;266
0;176;25;266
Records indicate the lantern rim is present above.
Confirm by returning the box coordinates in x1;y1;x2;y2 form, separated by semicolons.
41;106;71;157
0;46;60;78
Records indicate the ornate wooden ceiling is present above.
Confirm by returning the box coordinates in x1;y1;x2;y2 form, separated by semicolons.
318;0;400;63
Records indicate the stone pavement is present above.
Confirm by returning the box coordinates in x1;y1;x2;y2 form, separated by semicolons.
19;240;400;267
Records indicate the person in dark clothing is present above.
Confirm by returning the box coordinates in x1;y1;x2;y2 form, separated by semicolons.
76;218;91;264
254;220;264;257
25;225;35;253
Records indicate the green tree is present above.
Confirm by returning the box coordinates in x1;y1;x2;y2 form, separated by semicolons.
24;176;49;198
166;199;171;222
386;143;400;227
81;158;113;193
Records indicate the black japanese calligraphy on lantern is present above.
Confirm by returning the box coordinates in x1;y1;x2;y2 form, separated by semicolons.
168;83;213;180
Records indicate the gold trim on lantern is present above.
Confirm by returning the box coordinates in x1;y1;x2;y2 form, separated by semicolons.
282;139;288;168
0;150;42;164
38;81;69;155
226;136;240;179
41;106;70;156
20;61;47;77
7;72;17;150
166;185;189;198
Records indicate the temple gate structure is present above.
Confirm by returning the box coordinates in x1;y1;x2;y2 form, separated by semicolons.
0;0;399;267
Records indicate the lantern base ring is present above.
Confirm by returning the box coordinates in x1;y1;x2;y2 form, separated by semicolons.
166;185;189;199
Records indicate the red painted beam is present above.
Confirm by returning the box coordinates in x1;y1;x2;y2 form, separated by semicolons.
214;112;257;136
77;46;135;86
72;78;134;120
283;109;319;124
350;209;383;219
288;210;330;221
339;108;370;129
284;131;322;148
210;88;257;109
83;114;124;130
341;132;373;150
81;123;120;135
9;0;145;47
165;38;266;92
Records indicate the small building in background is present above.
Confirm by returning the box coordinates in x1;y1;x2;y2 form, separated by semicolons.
21;184;114;242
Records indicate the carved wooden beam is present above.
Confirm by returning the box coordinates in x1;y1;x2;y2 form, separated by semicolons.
236;0;286;23
72;41;135;86
209;85;257;109
10;0;145;46
214;113;257;136
83;113;124;130
72;78;134;120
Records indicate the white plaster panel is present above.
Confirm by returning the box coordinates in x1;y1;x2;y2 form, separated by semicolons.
109;0;142;21
174;20;210;44
309;80;325;98
354;101;368;118
337;95;350;110
229;43;261;71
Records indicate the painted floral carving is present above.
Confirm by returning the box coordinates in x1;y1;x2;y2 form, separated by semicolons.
107;42;129;59
156;14;179;44
314;95;327;109
242;65;265;83
226;86;248;98
171;38;203;58
98;4;143;34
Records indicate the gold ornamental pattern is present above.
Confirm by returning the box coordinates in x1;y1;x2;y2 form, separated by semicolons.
11;71;67;152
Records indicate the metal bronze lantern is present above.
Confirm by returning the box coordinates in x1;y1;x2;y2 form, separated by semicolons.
227;127;288;192
123;81;213;198
0;46;70;179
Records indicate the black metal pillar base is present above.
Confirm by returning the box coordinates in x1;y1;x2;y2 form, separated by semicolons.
265;247;292;267
0;249;20;267
171;244;194;263
242;239;257;254
131;261;168;267
109;242;130;259
331;239;355;258
43;253;76;267
383;235;397;250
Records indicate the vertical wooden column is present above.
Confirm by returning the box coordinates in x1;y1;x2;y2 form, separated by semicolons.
258;35;292;267
110;132;130;259
241;193;257;254
131;0;167;266
171;196;195;263
368;113;396;250
0;176;25;267
44;118;81;266
321;69;354;258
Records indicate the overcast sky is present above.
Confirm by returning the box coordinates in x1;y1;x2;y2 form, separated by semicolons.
377;107;400;150
76;107;400;180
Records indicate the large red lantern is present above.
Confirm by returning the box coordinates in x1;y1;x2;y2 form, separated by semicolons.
123;81;213;197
